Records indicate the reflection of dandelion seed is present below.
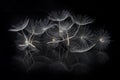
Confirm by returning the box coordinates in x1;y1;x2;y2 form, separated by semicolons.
49;61;68;72
96;51;109;64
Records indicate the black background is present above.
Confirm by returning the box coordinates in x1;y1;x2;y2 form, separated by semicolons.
0;0;119;80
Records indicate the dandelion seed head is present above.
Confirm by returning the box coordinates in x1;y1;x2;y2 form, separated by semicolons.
99;38;105;43
59;30;63;33
52;38;56;42
95;29;110;50
43;28;47;31
80;35;87;40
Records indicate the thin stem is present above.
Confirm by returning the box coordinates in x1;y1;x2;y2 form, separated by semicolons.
28;50;35;63
58;45;61;61
21;30;28;41
57;21;61;60
66;31;70;46
29;30;34;42
65;44;70;59
67;23;74;31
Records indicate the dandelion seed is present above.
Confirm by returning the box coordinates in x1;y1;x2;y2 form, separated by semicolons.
26;19;55;35
73;15;94;26
70;26;96;53
95;29;110;50
16;30;37;51
48;10;70;21
9;19;29;32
